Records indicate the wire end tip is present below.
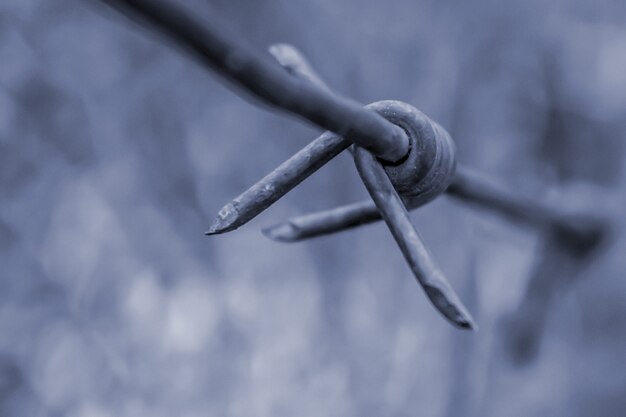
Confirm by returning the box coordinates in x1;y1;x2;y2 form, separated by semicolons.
446;309;477;331
424;285;477;331
205;203;240;236
204;227;226;236
456;317;478;332
262;222;300;242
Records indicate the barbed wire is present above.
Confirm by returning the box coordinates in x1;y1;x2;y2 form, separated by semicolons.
97;0;607;330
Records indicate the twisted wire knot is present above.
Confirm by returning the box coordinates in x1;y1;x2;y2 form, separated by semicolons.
365;101;456;205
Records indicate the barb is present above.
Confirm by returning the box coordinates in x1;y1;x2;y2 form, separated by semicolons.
262;199;381;242
206;43;350;235
263;166;607;244
97;0;409;162
353;145;475;329
206;131;350;234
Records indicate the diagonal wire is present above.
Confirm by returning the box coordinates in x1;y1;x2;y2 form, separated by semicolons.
353;145;476;329
97;0;409;162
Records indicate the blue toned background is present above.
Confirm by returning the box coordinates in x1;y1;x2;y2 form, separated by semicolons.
2;1;626;416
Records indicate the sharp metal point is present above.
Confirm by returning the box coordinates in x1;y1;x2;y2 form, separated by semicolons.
423;283;477;330
353;144;476;330
205;202;240;235
205;131;350;236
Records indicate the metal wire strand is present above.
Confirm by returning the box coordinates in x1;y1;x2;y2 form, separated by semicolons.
206;131;350;235
353;145;475;330
97;0;409;162
263;166;607;247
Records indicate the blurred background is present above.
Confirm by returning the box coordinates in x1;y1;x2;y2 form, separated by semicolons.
1;0;626;416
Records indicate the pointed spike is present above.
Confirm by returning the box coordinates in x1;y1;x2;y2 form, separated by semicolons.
205;132;350;236
205;202;240;235
353;144;476;330
423;283;477;331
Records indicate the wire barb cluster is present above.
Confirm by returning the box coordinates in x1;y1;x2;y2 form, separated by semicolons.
99;0;608;331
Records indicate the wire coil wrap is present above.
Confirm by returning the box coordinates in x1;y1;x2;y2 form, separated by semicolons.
365;100;456;205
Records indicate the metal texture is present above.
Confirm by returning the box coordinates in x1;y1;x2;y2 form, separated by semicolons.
353;144;475;329
206;131;350;235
